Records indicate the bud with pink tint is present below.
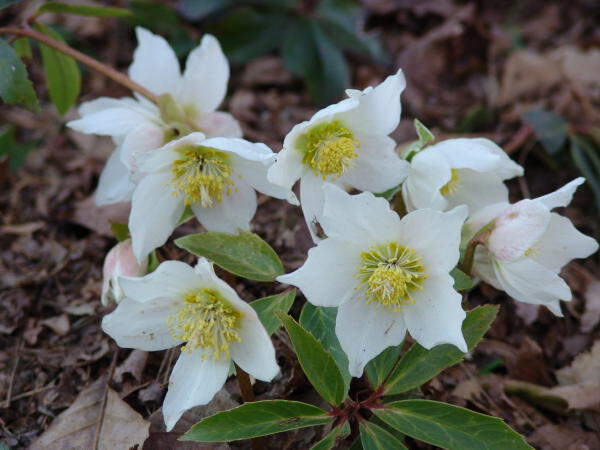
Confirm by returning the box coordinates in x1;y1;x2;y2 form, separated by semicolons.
101;239;148;305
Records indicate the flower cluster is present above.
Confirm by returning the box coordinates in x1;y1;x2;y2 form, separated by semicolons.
71;30;598;431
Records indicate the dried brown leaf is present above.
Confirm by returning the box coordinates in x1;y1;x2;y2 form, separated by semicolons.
581;281;600;333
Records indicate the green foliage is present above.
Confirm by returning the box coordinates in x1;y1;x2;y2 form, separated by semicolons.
277;312;347;406
34;24;81;115
383;306;498;395
523;110;568;155
38;2;132;18
404;119;436;161
251;290;296;335
570;135;600;210
0;0;22;10
374;400;532;449
175;231;284;281
360;420;407;450
0;125;35;171
450;268;474;291
311;422;350;450
147;250;159;272
299;303;352;393
13;38;32;60
183;400;331;442
0;39;39;112
109;222;130;242
365;345;402;390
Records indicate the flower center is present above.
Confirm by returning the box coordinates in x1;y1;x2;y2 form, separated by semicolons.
170;145;234;207
358;242;427;310
440;168;460;196
297;120;359;178
168;288;242;360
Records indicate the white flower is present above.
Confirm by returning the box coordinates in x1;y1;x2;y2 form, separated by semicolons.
102;258;278;431
402;138;523;212
467;178;599;316
67;27;242;206
129;132;296;261
267;70;410;242
101;239;147;306
278;184;468;377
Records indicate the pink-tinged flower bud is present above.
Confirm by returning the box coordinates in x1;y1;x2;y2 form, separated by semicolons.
101;239;147;305
487;199;550;262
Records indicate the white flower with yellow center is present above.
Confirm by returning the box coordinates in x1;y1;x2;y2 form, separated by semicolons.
267;70;410;242
466;178;599;315
67;27;241;206
278;184;468;377
128;132;296;261
102;258;278;431
402;138;523;212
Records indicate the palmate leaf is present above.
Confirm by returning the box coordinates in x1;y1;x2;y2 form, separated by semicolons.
175;231;284;281
374;400;531;449
278;312;347;406
182;400;331;442
0;39;39;111
383;305;498;395
251;289;296;335
360;420;407;450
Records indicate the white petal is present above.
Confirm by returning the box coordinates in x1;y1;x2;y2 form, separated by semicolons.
310;97;359;123
487;199;550;262
336;300;406;377
402;149;450;211
68;106;155;137
267;146;305;191
129;172;184;261
535;177;585;210
444;169;509;211
95;150;135;206
192;178;256;234
129;27;181;96
135;131;206;173
162;351;230;431
464;201;509;242
530;213;599;272
195;111;243;138
120;260;201;302
492;258;572;314
119;122;165;171
402;274;467;352
472;247;503;291
177;34;229;113
320;183;402;244
338;69;406;136
101;297;181;351
76;96;157;116
277;237;362;307
470;138;523;179
397;206;468;275
232;156;298;204
428;138;502;172
300;173;326;243
231;311;279;381
202;137;274;163
338;135;409;193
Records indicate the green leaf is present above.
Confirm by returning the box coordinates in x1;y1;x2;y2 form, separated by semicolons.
450;268;473;291
175;231;284;282
109;222;130;242
182;400;331;442
299;303;352;393
0;0;22;9
147;250;159;272
311;421;350;450
177;205;195;226
34;24;81;115
365;345;402;390
374;400;531;450
523;110;568;155
178;0;235;21
414;119;434;144
570;135;600;210
360;420;407;450
251;290;296;335
0;125;35;171
13;38;32;60
374;185;401;201
38;1;132;17
278;312;346;406
383;305;498;395
0;39;39;111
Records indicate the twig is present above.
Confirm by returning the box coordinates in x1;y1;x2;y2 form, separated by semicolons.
92;347;119;450
3;337;22;409
10;382;55;401
0;26;158;103
235;364;263;450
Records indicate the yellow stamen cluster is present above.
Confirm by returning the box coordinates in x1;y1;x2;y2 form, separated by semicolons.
440;168;460;196
358;242;428;310
167;289;242;360
297;120;360;178
171;145;233;207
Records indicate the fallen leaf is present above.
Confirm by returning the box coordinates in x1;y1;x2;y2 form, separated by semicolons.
30;377;150;449
529;424;600;450
581;281;600;333
41;315;70;336
72;196;130;236
114;350;148;383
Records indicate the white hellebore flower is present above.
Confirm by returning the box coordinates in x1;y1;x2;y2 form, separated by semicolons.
129;132;296;261
402;138;523;212
278;184;468;377
102;258;278;431
267;70;410;242
101;239;147;306
67;27;241;206
467;178;599;315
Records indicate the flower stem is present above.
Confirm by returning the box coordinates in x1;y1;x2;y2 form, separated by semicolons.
460;239;481;277
235;364;263;450
0;26;159;104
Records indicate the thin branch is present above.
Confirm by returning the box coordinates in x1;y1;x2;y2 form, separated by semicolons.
235;364;263;450
0;26;158;104
93;348;119;450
